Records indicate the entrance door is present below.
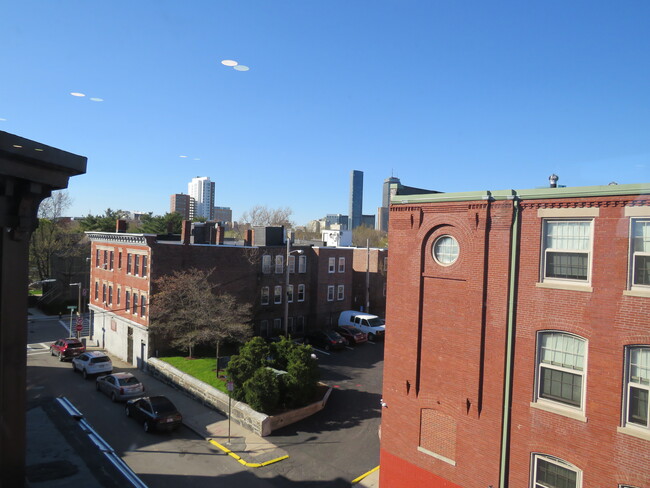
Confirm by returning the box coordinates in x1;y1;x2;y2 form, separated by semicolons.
127;327;133;364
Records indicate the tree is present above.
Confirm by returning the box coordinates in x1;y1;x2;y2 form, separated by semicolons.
149;268;252;359
136;212;183;234
78;208;129;232
239;205;294;229
352;225;388;248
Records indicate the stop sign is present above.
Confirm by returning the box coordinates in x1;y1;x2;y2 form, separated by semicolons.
75;317;83;331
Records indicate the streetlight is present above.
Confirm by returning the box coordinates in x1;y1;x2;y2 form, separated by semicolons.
70;283;82;338
284;238;303;337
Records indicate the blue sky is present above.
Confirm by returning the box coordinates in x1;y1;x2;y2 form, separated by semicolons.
1;1;649;225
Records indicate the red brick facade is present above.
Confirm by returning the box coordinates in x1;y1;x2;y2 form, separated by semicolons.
381;185;650;487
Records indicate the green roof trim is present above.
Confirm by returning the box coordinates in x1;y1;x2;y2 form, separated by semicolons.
391;183;650;204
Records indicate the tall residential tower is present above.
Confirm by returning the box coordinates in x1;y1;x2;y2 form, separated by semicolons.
188;176;215;220
349;170;363;230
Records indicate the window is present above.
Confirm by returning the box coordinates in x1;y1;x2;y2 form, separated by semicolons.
117;288;121;305
261;287;269;305
142;255;148;277
383;282;387;297
338;257;345;272
118;251;122;269
288;255;296;273
296;316;305;333
327;285;335;301
384;256;388;271
262;255;271;274
125;291;130;312
141;295;147;317
260;320;269;337
287;316;294;334
532;454;581;488
287;284;294;303
337;284;344;300
103;250;108;269
542;220;592;282
298;255;307;273
134;255;140;276
273;318;282;331
127;254;132;274
102;284;106;303
298;284;305;302
536;332;586;409
95;249;100;267
631;219;650;287
328;257;336;273
624;346;650;429
109;251;114;270
433;235;459;265
133;293;138;315
274;285;282;304
94;281;99;300
275;255;284;274
108;286;113;305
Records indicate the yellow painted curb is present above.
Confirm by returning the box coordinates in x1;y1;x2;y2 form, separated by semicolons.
351;465;380;484
208;438;289;468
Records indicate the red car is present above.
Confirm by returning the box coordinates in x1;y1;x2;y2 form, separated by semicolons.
50;338;85;361
335;326;368;345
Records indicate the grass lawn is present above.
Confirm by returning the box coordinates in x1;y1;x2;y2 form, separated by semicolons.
160;357;229;394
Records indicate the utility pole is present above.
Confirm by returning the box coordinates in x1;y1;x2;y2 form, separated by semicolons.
365;239;370;313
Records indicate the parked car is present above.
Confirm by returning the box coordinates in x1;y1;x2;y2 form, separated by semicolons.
50;338;85;361
304;330;347;351
338;311;386;341
334;325;368;345
72;351;113;379
125;396;182;433
96;372;145;402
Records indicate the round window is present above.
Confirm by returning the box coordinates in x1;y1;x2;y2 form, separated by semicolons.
432;235;459;265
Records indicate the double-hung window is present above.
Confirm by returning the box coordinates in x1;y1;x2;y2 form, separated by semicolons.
631;219;650;288
275;255;284;274
274;285;282;304
140;296;147;317
102;284;107;303
624;346;650;430
327;285;335;301
542;220;592;282
338;257;345;272
262;255;271;274
95;249;100;267
127;254;132;274
125;291;130;312
134;255;140;276
288;255;296;274
109;251;114;270
142;255;148;277
531;454;581;488
297;284;305;302
298;255;307;273
287;285;294;303
337;285;344;300
261;287;270;305
328;257;336;273
536;331;586;411
108;286;113;305
133;293;138;315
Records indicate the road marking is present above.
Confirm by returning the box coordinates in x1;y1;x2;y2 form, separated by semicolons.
207;438;289;467
352;465;380;484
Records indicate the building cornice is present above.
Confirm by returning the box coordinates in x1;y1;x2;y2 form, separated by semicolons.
85;232;150;246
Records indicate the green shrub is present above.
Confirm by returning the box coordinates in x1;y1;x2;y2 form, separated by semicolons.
243;368;280;413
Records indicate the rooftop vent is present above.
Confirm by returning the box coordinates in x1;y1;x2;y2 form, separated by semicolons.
549;174;559;188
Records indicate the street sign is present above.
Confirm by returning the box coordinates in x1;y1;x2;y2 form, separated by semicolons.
67;305;77;311
227;381;234;392
75;316;83;331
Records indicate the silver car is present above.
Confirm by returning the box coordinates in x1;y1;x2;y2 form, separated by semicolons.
96;372;145;402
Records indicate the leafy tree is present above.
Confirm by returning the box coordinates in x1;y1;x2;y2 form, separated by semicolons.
136;212;183;234
352;225;388;248
243;368;280;413
225;337;270;400
149;268;252;359
78;208;129;232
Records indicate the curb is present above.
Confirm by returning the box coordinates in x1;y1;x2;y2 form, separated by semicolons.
351;465;379;484
207;438;289;468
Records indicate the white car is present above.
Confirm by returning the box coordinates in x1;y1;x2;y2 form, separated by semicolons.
72;351;113;379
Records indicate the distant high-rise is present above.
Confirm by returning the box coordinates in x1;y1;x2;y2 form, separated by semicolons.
170;193;192;220
379;176;401;231
188;176;215;220
349;170;363;230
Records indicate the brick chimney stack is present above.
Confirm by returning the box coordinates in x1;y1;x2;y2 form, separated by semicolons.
216;224;224;245
116;219;127;233
244;229;253;247
181;220;191;245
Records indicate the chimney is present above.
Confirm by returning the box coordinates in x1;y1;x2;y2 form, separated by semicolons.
216;224;224;245
244;229;253;247
181;220;191;245
549;174;559;188
116;219;127;233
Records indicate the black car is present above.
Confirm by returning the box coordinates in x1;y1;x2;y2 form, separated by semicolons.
125;395;182;433
304;330;347;351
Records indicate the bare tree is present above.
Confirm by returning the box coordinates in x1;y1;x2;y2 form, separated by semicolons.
239;205;294;228
352;225;388;248
149;269;252;360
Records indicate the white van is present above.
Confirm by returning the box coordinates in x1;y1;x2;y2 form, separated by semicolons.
338;311;386;341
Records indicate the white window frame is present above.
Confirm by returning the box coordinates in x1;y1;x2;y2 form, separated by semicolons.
432;235;459;266
288;255;296;274
535;331;587;413
274;285;282;304
298;255;307;273
541;219;593;284
261;286;269;305
287;284;294;303
630;219;650;289
531;454;581;488
297;284;305;302
275;255;284;274
337;284;344;300
262;255;271;274
623;345;650;431
327;285;335;301
338;257;345;273
328;257;336;273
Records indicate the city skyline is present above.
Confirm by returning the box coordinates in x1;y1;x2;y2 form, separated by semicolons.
1;2;648;225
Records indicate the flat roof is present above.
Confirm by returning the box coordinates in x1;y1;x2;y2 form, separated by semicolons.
391;182;650;204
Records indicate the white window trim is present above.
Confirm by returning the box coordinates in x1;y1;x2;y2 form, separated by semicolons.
629;218;650;291
338;257;345;273
298;255;307;273
297;284;305;302
337;284;344;300
262;255;271;274
622;345;650;433
327;285;334;301
287;284;294;303
531;453;582;488
274;285;282;304
540;219;594;286
534;331;588;416
275;255;284;274
261;286;270;305
328;257;336;273
288;255;296;274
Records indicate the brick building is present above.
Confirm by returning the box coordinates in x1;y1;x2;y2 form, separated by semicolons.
86;222;361;366
380;183;650;488
351;247;388;317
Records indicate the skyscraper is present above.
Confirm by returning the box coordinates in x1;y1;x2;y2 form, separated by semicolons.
349;170;363;230
379;176;401;231
170;193;192;220
188;176;215;220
